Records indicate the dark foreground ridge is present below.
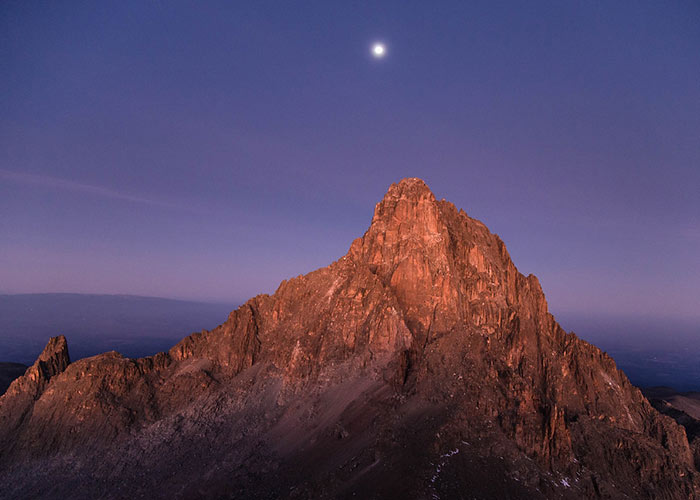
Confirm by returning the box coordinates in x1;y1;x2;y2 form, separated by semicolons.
1;178;697;499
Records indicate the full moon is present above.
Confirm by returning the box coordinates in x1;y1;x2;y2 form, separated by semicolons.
371;43;386;58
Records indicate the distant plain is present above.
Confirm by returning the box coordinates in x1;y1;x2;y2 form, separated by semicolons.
0;294;235;365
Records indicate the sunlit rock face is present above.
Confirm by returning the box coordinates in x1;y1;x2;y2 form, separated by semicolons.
0;178;697;499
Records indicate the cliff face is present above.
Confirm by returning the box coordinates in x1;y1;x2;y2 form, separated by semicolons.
0;178;696;499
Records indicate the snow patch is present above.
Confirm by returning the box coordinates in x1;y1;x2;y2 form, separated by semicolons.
430;448;461;498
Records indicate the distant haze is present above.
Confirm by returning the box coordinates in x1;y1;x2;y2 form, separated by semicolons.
558;313;700;392
1;2;698;324
0;294;235;365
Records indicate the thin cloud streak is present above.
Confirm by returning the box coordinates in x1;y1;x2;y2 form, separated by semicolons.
1;169;204;213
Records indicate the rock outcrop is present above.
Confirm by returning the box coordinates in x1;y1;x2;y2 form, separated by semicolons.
0;178;697;499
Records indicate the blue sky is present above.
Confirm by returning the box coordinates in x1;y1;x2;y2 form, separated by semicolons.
1;1;698;321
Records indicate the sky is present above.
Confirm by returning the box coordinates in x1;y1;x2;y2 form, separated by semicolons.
1;1;699;323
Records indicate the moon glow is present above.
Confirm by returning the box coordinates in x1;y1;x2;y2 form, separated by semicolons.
371;43;386;58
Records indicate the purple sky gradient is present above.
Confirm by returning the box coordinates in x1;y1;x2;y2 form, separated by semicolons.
1;1;699;321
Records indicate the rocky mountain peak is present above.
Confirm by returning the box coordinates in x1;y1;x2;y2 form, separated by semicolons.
36;335;70;368
374;176;436;211
0;179;697;499
367;177;442;238
348;178;511;347
2;335;70;401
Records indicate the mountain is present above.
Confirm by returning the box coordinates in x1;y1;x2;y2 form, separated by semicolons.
0;178;696;499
